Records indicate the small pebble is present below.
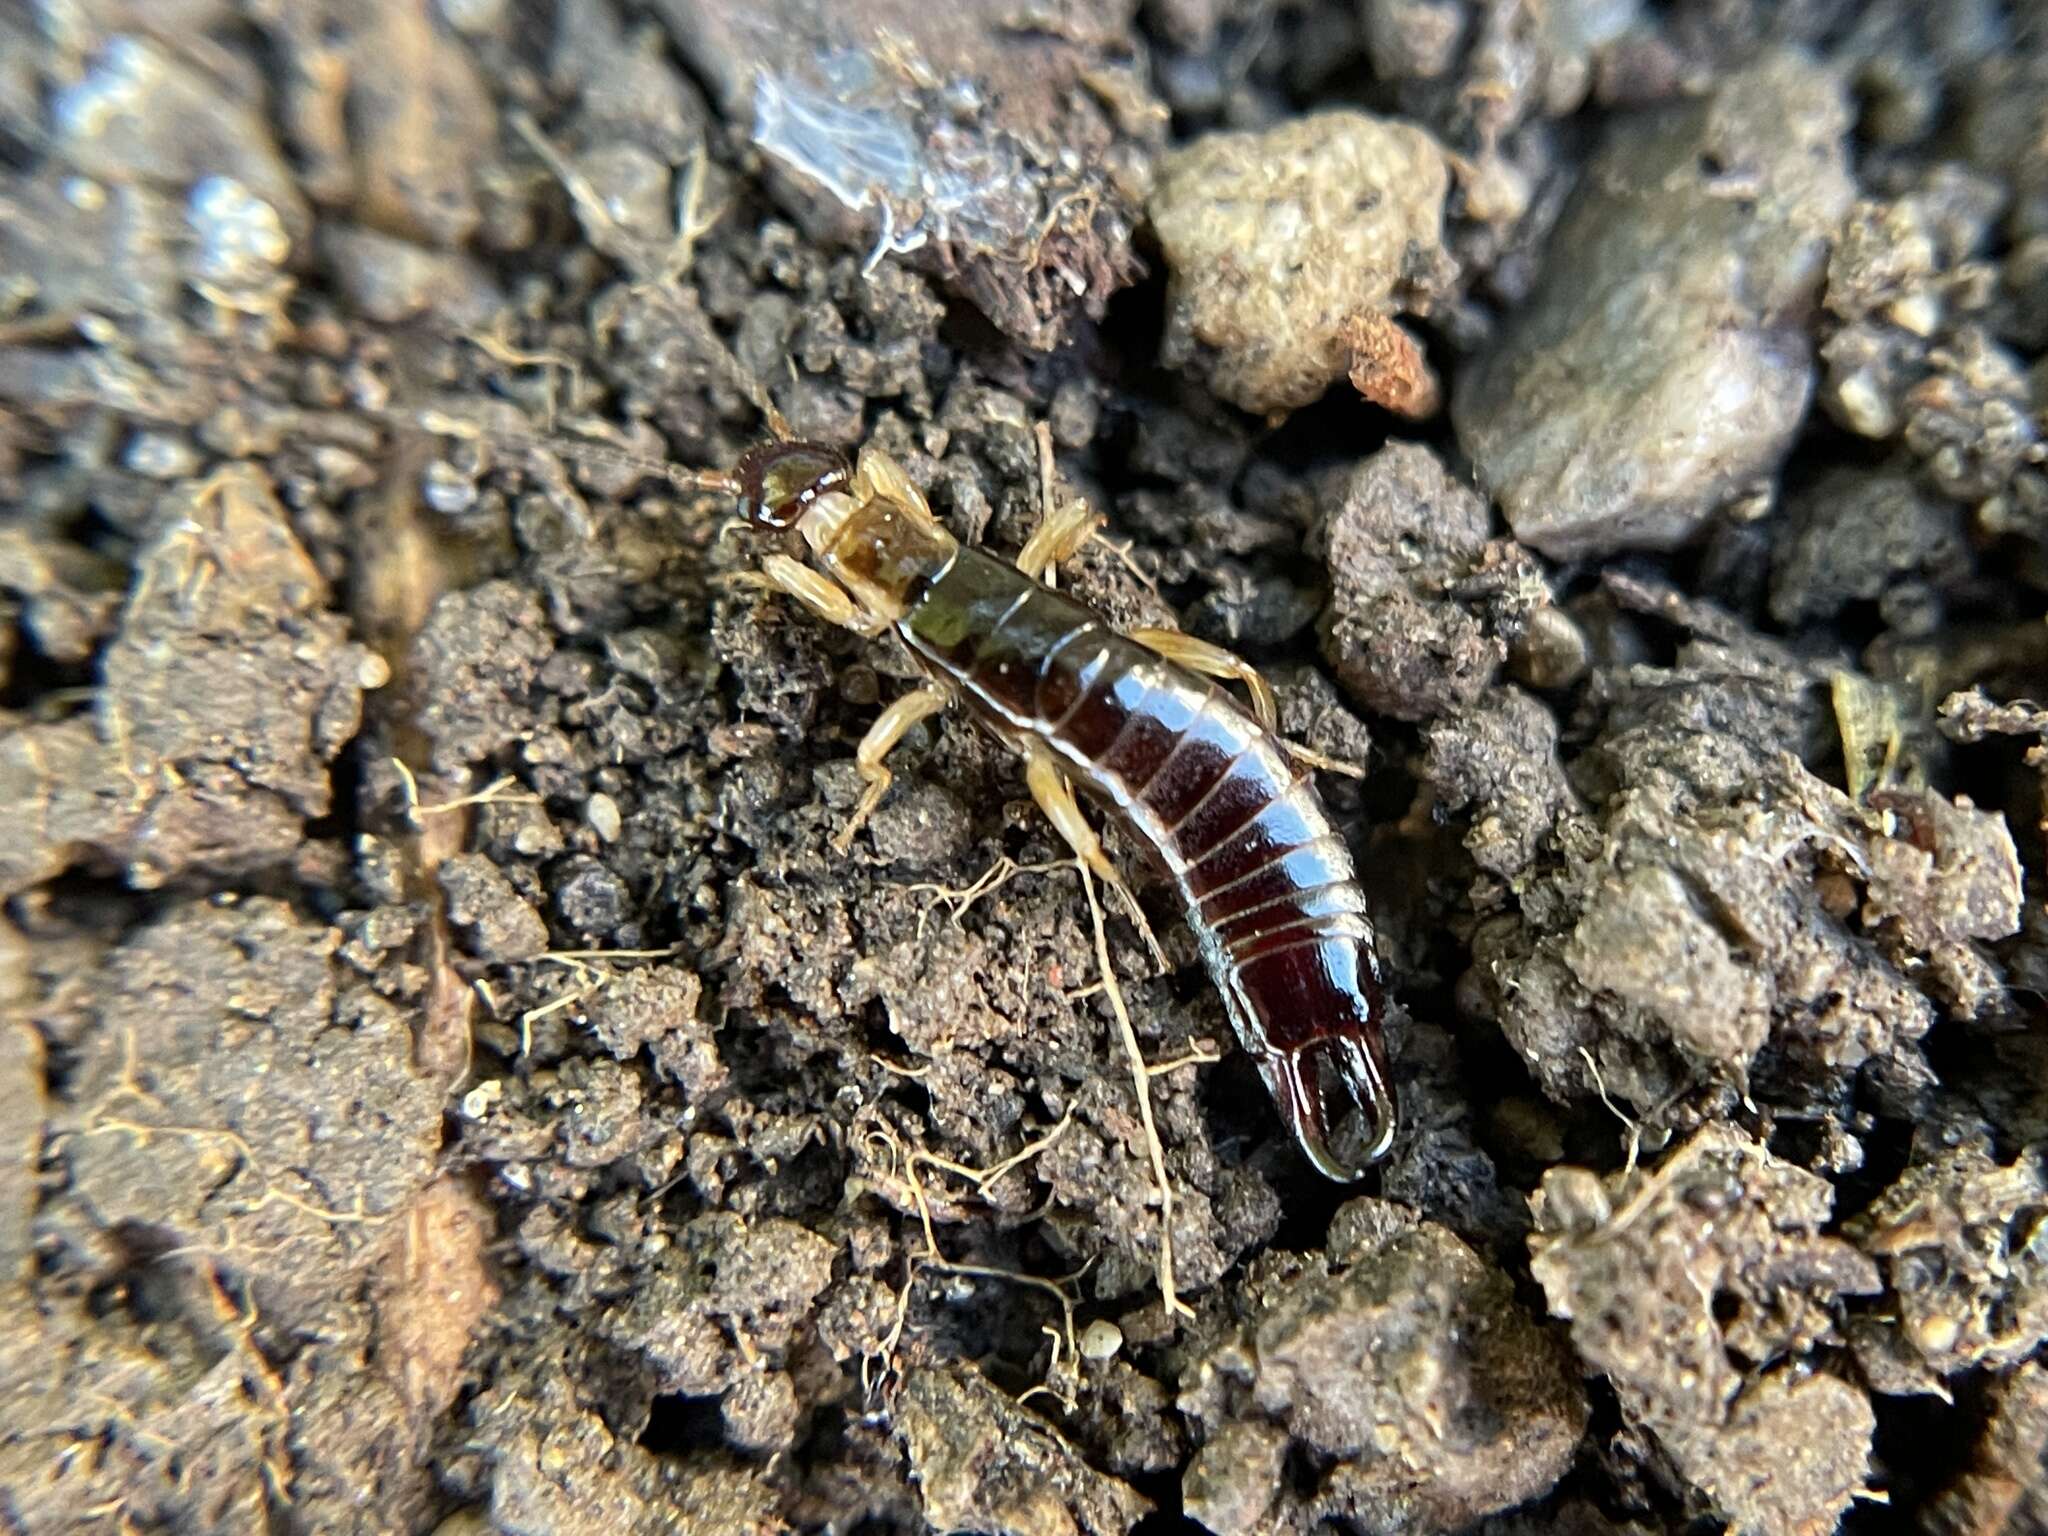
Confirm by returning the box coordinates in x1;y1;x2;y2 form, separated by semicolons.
1912;1312;1961;1355
436;0;510;33
123;430;202;480
1079;1319;1123;1361
59;175;106;214
187;174;290;289
461;1080;502;1120
1509;605;1591;691
424;459;481;516
586;792;623;844
1049;380;1100;449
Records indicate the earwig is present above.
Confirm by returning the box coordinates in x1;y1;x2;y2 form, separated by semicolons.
720;436;1398;1181
468;108;1392;1175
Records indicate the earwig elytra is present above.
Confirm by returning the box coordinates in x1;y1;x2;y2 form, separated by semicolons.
702;433;1398;1181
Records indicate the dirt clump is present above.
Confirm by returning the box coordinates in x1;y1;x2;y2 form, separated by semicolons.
0;469;384;897
1178;1197;1586;1535
1316;440;1550;722
897;1364;1151;1536
1150;111;1452;415
1532;1126;1881;1536
1455;579;2022;1129
1847;1139;2048;1396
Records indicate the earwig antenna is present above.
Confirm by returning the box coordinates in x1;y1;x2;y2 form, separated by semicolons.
676;468;746;496
409;408;740;499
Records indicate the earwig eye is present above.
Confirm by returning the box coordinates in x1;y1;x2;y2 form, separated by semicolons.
734;442;853;529
1273;1036;1396;1181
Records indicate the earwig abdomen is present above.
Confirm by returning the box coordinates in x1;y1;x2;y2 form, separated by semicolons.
901;546;1395;1179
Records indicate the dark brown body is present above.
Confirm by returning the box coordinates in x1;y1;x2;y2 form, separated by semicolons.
900;547;1395;1177
732;438;1396;1178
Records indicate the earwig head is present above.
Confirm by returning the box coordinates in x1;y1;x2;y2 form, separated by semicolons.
1266;1034;1396;1181
733;441;853;530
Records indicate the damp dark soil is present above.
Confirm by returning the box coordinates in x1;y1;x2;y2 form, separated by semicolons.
4;3;2048;1534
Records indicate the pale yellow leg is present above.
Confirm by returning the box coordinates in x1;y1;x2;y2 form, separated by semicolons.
1023;424;1103;587
734;553;891;637
835;684;951;853
1024;748;1167;969
1127;626;1363;778
1126;626;1279;730
1016;497;1103;584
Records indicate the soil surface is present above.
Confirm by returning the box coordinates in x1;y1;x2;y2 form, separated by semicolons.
4;4;2048;1535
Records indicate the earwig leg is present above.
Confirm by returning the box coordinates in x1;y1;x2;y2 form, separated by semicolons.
749;553;891;637
1024;749;1168;970
1126;627;1282;731
1276;739;1366;778
1127;627;1364;778
1022;422;1103;587
836;684;951;854
1017;497;1104;584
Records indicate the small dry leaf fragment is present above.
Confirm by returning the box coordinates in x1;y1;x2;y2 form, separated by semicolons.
1343;310;1441;418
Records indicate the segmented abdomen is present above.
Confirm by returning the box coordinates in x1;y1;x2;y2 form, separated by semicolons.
900;548;1383;1062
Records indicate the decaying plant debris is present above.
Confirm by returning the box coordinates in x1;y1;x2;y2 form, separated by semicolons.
4;3;2048;1535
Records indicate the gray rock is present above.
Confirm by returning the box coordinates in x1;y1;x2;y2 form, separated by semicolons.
1453;52;1855;558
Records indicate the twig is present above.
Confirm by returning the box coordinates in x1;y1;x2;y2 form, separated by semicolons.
1578;1045;1643;1180
1035;423;1064;593
462;323;581;428
1095;532;1162;599
914;1111;1075;1192
390;760;541;827
417;774;539;819
1017;1323;1075;1411
1146;1043;1222;1078
538;946;682;963
517;958;601;1058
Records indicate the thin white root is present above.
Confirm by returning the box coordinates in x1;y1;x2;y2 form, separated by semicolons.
1078;860;1193;1322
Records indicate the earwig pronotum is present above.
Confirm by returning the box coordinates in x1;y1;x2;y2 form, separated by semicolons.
685;431;1398;1180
